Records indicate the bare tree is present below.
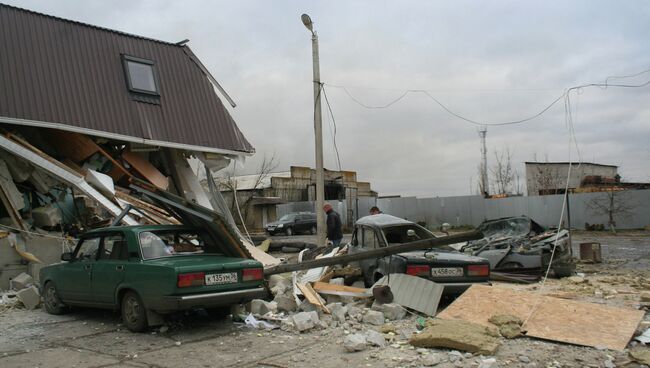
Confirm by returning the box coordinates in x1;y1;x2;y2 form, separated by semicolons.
586;189;635;233
490;148;516;195
219;154;278;227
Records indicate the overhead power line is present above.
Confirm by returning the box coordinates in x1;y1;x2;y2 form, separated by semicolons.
324;68;650;127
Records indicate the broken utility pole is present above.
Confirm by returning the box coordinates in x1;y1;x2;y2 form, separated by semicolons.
264;231;483;276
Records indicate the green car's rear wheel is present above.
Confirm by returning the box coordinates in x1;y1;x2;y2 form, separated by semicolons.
43;282;66;315
121;291;148;332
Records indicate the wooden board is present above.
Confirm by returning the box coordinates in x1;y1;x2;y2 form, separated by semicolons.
437;284;644;351
296;283;330;313
312;282;369;298
122;150;169;190
49;130;99;162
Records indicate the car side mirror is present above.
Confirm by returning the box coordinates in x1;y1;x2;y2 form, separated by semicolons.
61;252;73;261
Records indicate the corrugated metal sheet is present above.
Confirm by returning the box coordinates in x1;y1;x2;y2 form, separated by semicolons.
0;4;254;155
375;274;443;316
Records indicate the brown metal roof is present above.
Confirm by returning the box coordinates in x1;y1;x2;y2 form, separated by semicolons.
0;4;254;155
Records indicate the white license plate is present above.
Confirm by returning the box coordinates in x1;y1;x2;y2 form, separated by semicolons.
205;272;238;285
430;267;464;277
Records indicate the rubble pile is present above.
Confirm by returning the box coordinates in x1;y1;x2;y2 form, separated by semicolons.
1;271;40;311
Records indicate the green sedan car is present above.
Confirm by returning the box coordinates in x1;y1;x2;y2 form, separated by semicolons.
40;225;267;332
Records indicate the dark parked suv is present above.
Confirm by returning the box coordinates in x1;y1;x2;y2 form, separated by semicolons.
266;213;317;236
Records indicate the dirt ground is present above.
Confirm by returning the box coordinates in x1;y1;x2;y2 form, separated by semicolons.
1;231;649;368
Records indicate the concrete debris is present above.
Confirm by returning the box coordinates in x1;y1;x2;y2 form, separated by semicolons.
380;323;397;334
410;318;500;355
567;276;588;284
478;358;499;368
327;302;348;322
249;299;278;316
488;314;523;339
10;272;34;290
372;302;407;321
268;275;291;292
16;285;40;310
32;205;63;228
421;353;444;366
291;311;319;332
347;305;362;319
362;310;385;326
298;299;318;313
448;350;463;362
364;329;387;347
274;294;297;313
343;333;367;352
629;348;650;365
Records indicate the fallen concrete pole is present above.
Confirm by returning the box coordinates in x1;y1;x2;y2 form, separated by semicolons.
264;231;483;276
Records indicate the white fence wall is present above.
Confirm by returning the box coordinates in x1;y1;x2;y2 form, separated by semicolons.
277;189;650;230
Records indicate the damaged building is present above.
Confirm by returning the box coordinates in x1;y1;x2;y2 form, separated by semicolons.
0;4;274;289
218;166;377;230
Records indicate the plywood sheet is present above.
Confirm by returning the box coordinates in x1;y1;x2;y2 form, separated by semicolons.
49;130;99;162
122;150;169;190
437;285;644;351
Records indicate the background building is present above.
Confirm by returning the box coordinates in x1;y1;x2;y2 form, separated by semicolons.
525;162;619;196
219;166;377;231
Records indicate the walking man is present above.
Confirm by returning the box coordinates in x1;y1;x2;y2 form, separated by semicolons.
323;203;343;246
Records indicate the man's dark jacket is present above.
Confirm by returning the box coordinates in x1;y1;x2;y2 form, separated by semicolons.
326;209;343;241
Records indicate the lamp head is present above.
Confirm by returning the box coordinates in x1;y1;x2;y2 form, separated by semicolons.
301;14;313;32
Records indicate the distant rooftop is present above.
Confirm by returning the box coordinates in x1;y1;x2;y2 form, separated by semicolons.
524;162;618;168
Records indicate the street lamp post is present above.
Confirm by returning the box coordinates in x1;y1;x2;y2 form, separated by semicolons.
301;13;326;247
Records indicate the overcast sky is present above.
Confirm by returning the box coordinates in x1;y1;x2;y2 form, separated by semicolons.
7;0;650;197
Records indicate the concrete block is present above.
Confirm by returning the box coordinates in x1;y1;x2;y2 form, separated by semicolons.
344;333;367;352
292;311;316;332
17;285;40;310
274;294;297;313
372;302;407;320
0;265;28;290
362;310;385;326
10;272;34;290
326;302;348;322
32;205;63;228
365;329;387;347
249;299;277;315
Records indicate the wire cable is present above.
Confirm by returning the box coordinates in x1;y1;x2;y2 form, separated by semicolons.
325;70;650;127
321;85;342;171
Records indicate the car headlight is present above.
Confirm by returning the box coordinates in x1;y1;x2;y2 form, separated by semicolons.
277;224;283;228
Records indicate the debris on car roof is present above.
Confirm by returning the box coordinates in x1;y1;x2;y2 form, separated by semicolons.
460;216;575;279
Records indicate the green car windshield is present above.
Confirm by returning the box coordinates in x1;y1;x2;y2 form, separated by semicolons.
139;230;206;259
